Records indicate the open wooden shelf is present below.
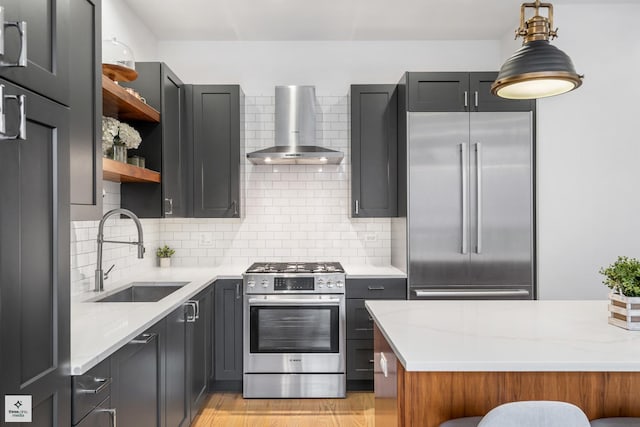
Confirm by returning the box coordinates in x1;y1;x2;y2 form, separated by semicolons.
102;75;160;122
102;158;161;183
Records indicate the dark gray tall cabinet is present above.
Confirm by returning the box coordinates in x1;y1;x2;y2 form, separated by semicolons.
121;62;187;218
351;85;398;217
0;82;71;425
0;1;72;425
187;85;242;218
70;0;102;220
213;279;243;391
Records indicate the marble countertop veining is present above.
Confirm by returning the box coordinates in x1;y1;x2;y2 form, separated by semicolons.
366;299;640;372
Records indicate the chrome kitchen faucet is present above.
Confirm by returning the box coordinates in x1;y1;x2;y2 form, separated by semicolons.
94;208;145;292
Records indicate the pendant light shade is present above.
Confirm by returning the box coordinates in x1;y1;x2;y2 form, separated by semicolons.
492;1;583;100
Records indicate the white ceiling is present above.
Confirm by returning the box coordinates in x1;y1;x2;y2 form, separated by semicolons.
122;0;635;41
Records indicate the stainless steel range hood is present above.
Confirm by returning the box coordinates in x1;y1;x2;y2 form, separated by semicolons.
246;86;344;165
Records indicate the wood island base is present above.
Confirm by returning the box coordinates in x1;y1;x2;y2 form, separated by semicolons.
374;324;640;427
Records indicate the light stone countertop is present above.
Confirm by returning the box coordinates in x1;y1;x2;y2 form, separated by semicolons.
70;266;245;375
366;299;640;372
71;263;404;375
343;264;406;278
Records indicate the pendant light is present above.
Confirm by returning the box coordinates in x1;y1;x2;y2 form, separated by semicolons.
492;0;583;100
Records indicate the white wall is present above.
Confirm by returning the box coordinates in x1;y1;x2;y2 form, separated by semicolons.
102;0;159;60
524;3;640;299
157;40;502;95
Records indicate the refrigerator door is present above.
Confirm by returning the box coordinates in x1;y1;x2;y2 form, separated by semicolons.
408;112;470;290
469;112;533;293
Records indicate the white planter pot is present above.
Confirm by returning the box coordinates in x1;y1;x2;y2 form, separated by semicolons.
608;292;640;330
159;257;171;268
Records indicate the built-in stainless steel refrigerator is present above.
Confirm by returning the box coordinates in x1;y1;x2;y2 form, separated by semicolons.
405;111;534;299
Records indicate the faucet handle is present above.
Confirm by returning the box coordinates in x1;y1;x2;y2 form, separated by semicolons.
103;264;115;281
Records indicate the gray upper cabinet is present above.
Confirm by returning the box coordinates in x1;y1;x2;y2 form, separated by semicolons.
0;79;71;427
188;85;242;218
70;0;102;220
0;0;70;105
351;85;398;218
407;72;534;113
121;62;187;218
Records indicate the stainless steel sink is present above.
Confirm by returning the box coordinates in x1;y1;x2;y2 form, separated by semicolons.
93;281;189;302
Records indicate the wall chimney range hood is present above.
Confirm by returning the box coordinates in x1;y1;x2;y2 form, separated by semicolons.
246;86;344;165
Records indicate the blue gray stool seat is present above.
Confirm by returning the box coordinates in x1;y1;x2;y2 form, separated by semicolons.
590;419;640;427
439;401;590;427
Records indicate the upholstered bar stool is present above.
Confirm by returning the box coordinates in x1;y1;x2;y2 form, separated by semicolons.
439;401;590;427
590;419;640;427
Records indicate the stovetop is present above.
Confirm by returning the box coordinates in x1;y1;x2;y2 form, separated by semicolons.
245;262;345;274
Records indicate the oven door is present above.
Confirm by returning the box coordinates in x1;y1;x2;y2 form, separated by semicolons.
244;294;345;373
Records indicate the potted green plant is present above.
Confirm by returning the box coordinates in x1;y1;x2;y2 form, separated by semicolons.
599;256;640;330
156;245;175;268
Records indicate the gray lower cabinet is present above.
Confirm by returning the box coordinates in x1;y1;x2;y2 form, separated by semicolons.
188;286;213;421
69;0;102;220
111;324;163;427
74;399;114;427
121;62;187;218
165;305;189;427
351;84;398;218
213;279;243;390
0;79;71;426
345;278;406;391
187;85;243;218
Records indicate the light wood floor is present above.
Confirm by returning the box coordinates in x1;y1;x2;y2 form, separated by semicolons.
191;392;374;427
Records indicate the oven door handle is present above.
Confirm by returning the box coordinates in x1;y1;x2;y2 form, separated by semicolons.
247;298;342;305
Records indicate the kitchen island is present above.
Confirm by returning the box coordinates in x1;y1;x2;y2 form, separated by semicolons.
366;300;640;427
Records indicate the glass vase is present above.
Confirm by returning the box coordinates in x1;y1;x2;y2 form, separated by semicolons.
112;144;127;163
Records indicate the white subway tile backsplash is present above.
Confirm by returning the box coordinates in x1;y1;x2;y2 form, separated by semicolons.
70;95;391;292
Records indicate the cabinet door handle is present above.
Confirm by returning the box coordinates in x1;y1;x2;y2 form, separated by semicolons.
0;7;27;68
185;301;197;322
164;198;173;215
235;283;241;299
77;377;111;394
355;368;374;372
355;328;373;332
129;332;156;344
231;200;238;216
464;90;468;108
355;199;359;215
367;286;385;291
474;91;479;108
97;408;117;427
0;85;26;141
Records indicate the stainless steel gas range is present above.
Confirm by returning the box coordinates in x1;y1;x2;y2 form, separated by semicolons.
243;262;346;398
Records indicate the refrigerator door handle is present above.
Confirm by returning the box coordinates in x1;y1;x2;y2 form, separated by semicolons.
460;143;468;254
475;142;482;254
415;289;530;298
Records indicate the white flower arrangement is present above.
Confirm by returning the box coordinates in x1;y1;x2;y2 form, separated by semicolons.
101;116;142;155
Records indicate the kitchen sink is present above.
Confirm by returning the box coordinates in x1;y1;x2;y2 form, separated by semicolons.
92;282;189;303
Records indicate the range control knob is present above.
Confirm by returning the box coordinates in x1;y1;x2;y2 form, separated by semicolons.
261;280;269;288
247;280;256;288
327;281;334;288
317;278;325;285
336;280;344;288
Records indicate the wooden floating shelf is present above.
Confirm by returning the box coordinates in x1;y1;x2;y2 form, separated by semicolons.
103;158;161;183
102;75;160;123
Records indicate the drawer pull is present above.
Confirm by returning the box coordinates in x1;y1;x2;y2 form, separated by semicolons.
97;408;117;427
355;328;373;332
129;333;156;344
369;359;374;364
78;377;111;394
355;368;374;372
367;286;385;291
